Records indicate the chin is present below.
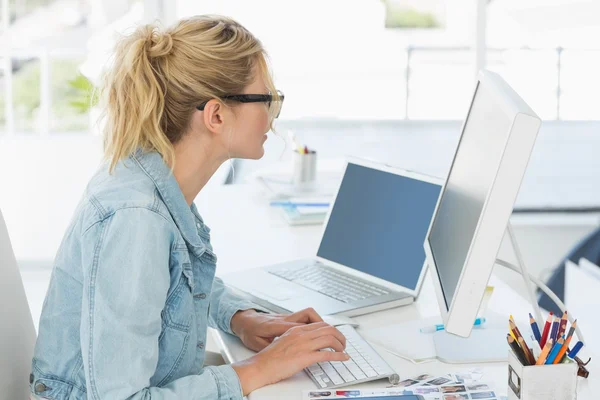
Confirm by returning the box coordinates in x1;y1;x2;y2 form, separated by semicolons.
242;148;265;160
254;147;265;159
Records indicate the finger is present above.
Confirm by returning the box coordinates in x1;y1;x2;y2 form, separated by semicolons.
294;322;330;332
309;349;351;365
285;308;324;324
263;321;305;337
307;335;345;353
252;337;272;352
305;325;347;348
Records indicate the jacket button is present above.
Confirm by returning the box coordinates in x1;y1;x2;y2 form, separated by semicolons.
194;293;207;299
197;341;205;349
29;374;34;384
35;382;48;393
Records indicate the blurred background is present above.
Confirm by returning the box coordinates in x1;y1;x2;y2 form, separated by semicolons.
1;0;599;329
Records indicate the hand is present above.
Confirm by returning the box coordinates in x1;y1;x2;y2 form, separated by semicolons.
232;322;349;395
231;307;324;352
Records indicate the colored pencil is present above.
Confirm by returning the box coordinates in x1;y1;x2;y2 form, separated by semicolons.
530;334;542;359
529;313;542;344
510;319;536;365
536;339;554;365
557;311;568;339
518;337;537;365
540;312;553;348
507;334;530;365
550;316;560;342
554;320;576;364
545;336;565;364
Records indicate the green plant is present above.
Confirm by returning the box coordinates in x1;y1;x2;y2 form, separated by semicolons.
0;58;98;132
68;73;99;114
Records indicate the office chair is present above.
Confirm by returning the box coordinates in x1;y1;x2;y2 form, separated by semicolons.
0;208;36;400
539;226;600;315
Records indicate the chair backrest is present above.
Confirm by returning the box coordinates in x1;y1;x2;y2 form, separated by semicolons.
0;208;36;400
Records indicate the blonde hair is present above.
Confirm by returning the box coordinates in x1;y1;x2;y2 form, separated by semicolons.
100;15;281;172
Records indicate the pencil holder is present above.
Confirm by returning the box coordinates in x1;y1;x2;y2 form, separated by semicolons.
508;349;578;400
292;149;317;190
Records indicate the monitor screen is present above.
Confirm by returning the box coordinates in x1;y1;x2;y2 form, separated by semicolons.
317;162;441;291
428;83;514;309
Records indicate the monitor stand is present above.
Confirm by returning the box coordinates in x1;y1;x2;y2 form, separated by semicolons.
432;312;508;363
431;223;545;364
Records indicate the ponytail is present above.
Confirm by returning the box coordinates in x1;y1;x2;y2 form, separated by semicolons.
100;16;279;173
102;25;175;172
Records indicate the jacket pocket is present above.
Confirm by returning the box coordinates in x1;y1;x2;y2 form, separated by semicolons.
162;263;194;332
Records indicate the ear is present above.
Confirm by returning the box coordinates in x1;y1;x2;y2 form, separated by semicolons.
200;99;226;136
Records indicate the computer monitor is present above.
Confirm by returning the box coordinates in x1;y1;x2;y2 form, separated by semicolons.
424;70;542;338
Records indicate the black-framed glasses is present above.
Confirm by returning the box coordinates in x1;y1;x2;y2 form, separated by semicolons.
196;90;285;118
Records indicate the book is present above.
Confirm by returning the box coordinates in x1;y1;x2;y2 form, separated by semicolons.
279;205;327;225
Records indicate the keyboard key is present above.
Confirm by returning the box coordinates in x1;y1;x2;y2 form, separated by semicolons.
350;369;367;380
321;363;336;375
363;368;378;378
330;372;344;385
314;375;327;388
308;365;322;373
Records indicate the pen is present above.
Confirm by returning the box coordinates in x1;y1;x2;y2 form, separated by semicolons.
507;334;530;366
529;313;542;345
554;320;577;364
270;201;330;207
536;339;554;365
545;335;565;364
420;317;486;333
550;316;560;342
557;311;568;339
540;312;553;348
568;341;584;359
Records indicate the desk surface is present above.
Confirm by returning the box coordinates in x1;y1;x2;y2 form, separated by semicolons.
196;184;598;400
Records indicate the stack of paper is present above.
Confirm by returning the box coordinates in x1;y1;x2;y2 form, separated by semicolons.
302;371;506;400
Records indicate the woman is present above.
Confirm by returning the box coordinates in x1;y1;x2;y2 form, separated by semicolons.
31;15;349;400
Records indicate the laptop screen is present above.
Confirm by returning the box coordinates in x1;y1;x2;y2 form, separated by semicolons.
316;162;441;291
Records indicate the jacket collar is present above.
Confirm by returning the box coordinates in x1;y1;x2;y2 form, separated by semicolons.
130;149;205;251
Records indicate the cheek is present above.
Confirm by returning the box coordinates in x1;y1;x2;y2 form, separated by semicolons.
258;105;270;130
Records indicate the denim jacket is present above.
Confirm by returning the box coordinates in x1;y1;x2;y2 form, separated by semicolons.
31;150;263;400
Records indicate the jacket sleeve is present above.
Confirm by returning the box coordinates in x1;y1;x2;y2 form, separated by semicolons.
208;276;270;335
80;208;244;400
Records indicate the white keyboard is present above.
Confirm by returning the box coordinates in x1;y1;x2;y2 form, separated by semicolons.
305;324;399;389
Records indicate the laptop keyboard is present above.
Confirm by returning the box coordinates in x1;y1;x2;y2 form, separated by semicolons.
305;324;398;388
269;263;389;303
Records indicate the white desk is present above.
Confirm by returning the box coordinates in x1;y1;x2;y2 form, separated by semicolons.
196;184;598;400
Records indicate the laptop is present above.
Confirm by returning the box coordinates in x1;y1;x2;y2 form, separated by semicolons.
223;158;442;317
